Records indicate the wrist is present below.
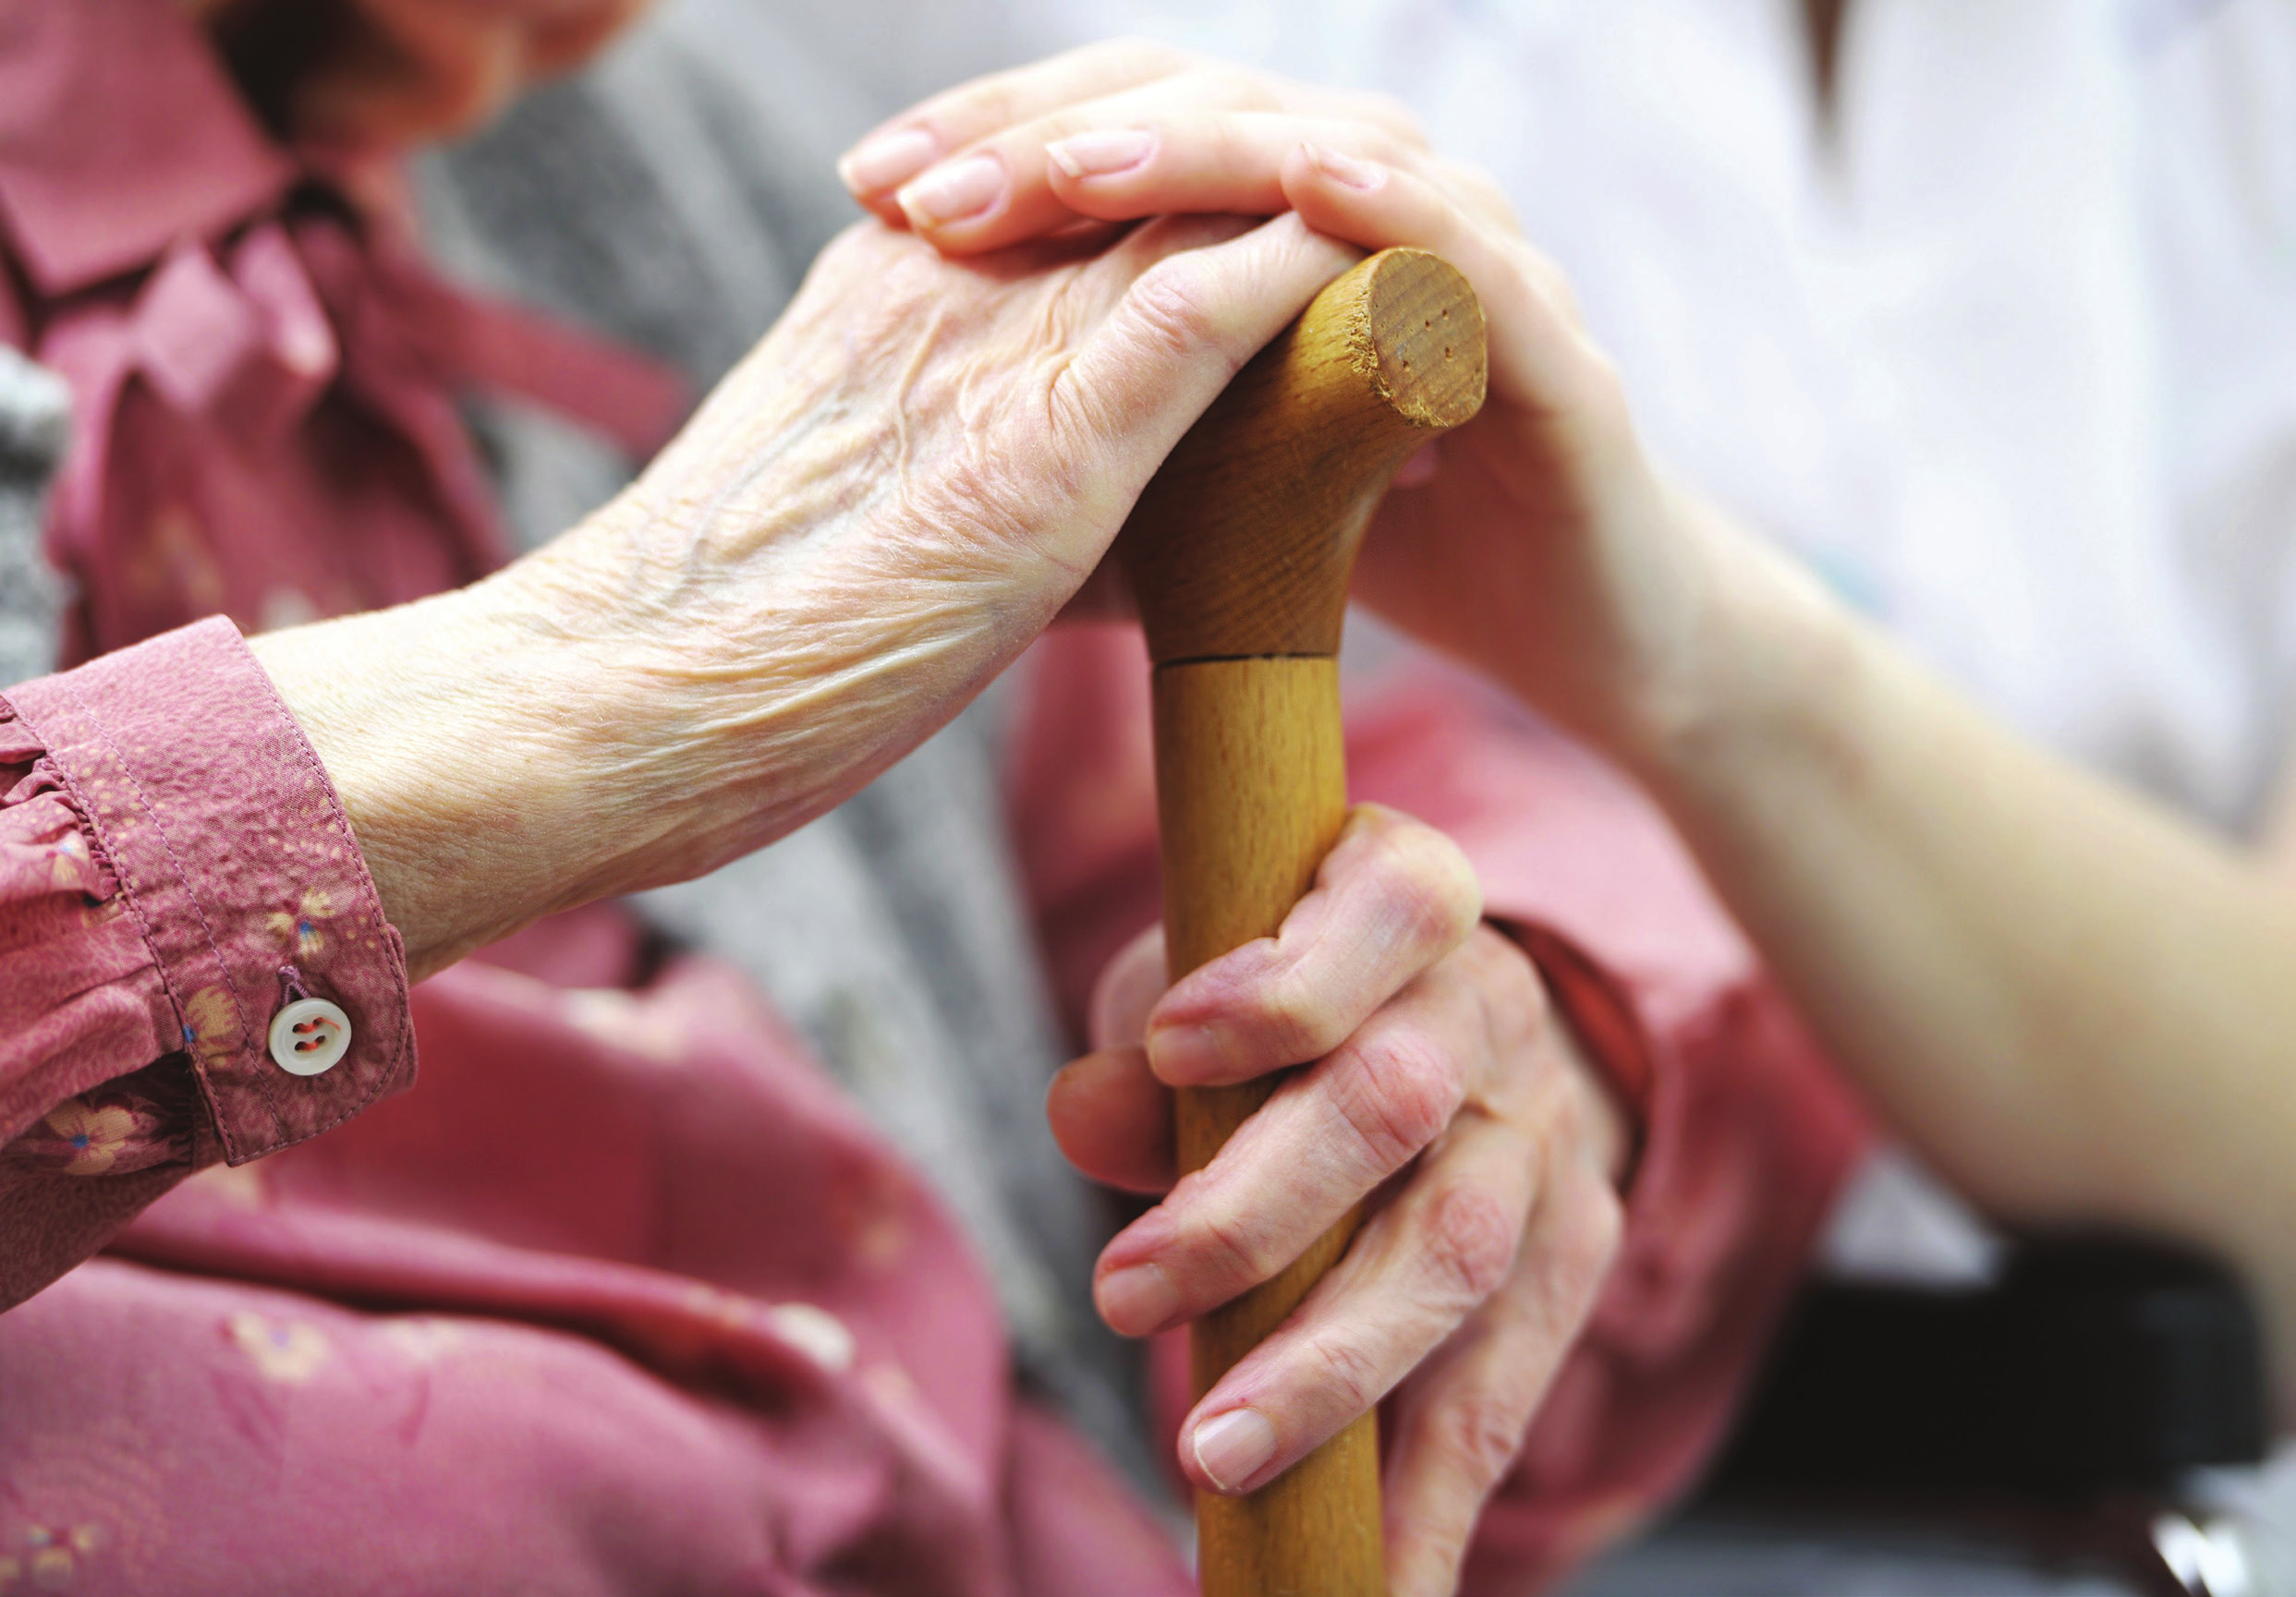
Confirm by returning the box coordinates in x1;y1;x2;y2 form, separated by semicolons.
1606;489;1869;816
1463;465;1804;786
249;563;648;978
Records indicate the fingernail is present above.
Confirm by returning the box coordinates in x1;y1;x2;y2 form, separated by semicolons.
1097;1262;1181;1335
1193;1408;1279;1494
897;153;1005;227
1304;141;1384;191
1144;1022;1224;1084
839;127;938;193
1047;128;1156;178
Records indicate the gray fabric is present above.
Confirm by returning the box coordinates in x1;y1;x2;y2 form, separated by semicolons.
416;17;1157;1490
631;725;1148;1477
0;347;69;691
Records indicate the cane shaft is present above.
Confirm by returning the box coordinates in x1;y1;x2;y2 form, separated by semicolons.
1154;657;1381;1595
1122;248;1487;1597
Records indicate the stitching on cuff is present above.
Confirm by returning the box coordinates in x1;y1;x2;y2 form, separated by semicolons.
2;625;416;1168
49;671;281;1154
0;689;206;1095
235;928;410;1161
212;626;410;1159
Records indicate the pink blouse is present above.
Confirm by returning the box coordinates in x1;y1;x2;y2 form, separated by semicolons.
0;2;1870;1591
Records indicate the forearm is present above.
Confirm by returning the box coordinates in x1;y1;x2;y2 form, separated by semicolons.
246;541;893;980
1615;500;2296;1402
246;470;1067;983
247;568;642;979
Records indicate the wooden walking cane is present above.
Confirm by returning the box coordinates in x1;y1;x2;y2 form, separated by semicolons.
1118;248;1488;1596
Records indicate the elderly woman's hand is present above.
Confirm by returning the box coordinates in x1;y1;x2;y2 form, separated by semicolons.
839;42;1756;776
1050;805;1628;1597
842;48;1734;1594
254;213;1358;977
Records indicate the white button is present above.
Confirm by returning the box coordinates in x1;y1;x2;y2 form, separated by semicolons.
268;998;351;1076
769;1302;856;1373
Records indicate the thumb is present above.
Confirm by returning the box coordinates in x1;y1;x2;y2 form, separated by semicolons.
1048;212;1359;554
1088;924;1170;1050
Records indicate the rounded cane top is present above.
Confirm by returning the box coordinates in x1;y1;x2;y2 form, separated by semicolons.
1119;248;1488;665
1353;248;1488;431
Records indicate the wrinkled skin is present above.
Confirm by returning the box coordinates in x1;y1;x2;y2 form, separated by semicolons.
838;42;1710;1597
210;13;1644;1593
541;213;1371;879
1050;806;1626;1596
844;40;1742;765
259;212;1367;976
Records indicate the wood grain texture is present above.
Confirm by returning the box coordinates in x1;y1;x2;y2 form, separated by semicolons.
1155;657;1382;1595
1120;248;1487;667
1122;249;1488;1596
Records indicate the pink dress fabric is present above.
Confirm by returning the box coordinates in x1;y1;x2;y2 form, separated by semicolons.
0;1;1870;1591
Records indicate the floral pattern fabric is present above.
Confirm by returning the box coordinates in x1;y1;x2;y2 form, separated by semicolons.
0;619;413;1309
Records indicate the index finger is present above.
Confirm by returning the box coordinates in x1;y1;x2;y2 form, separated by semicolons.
1146;805;1483;1087
837;38;1195;218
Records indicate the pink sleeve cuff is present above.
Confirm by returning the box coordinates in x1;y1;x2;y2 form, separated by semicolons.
3;615;414;1165
1489;916;1658;1173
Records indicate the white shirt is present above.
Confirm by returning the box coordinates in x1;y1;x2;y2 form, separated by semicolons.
1019;0;2296;831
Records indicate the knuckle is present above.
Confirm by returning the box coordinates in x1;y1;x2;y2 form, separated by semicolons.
1427;1387;1533;1488
1579;342;1629;411
1043;355;1122;467
946;78;1026;137
1360;126;1416;171
1301;1330;1387;1417
1330;1032;1463;1174
1443;159;1521;225
1371;826;1482;950
1422;1180;1521;1306
1038;107;1100;149
1120;260;1235;372
1254;964;1349;1063
1201;112;1264;178
1527;248;1593;334
1476;932;1549;1050
1190;1196;1279;1289
1199;63;1284;111
1542;1180;1624;1305
1507;235;1629;426
1576;1186;1626;1275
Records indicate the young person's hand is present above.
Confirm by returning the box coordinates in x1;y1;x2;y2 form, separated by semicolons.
841;41;1775;778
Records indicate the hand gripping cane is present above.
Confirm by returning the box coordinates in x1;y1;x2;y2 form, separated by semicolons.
1118;248;1488;1597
